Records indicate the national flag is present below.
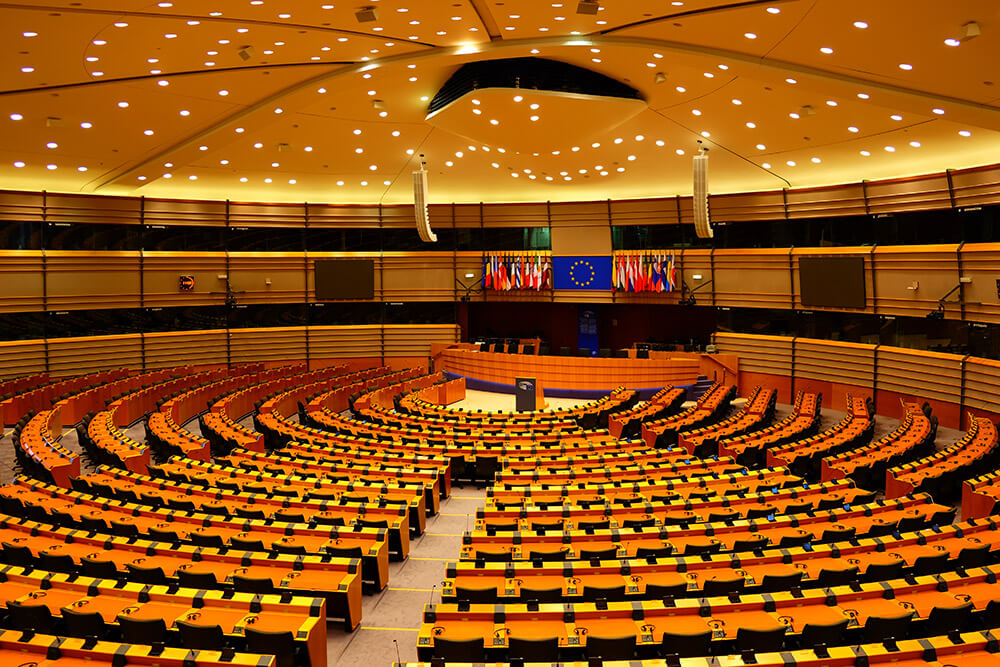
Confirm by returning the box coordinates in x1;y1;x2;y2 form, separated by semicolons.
484;255;493;289
552;256;613;290
651;253;662;292
514;254;522;290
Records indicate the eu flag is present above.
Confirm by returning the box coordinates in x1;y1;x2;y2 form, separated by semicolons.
553;256;612;290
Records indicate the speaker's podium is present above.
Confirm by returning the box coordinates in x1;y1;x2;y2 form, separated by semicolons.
515;377;546;411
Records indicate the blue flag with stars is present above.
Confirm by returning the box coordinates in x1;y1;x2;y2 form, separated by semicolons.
552;256;613;290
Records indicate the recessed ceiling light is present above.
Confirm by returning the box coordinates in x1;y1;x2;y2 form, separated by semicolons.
786;160;796;166
756;144;766;150
785;78;797;84
820;47;834;54
959;130;972;137
944;38;961;47
826;100;838;106
13;161;25;168
857;93;871;100
909;141;921;147
853;21;869;29
46;164;57;170
789;112;801;119
762;162;771;168
675;86;686;93
898;63;913;70
744;32;757;39
20;67;35;73
45;142;57;149
22;31;37;37
218;90;229;96
691;109;702;116
766;6;780;13
746;122;757;128
848;126;859;133
179;110;190;117
143;130;154;136
9;113;23;121
731;99;742;105
884;145;896;152
80;121;93;128
890;114;903;121
703;72;714;78
932;108;945;115
700;131;710;137
118;101;129;108
811;157;821;163
675;149;685;156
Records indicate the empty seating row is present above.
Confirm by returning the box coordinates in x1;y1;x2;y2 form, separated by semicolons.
608;387;686;439
767;395;874;478
642;383;737;448
677;386;778;458
718;391;822;467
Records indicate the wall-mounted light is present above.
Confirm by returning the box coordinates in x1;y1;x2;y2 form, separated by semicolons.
692;273;703;280
464;273;475;279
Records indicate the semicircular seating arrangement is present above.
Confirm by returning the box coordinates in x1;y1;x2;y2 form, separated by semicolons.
2;358;1000;667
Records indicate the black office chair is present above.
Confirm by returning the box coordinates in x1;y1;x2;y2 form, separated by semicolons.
530;521;564;533
926;602;973;634
80;557;118;579
272;543;307;556
732;536;770;552
189;532;225;548
707;510;740;523
118;615;168;645
582;584;626;602
623;518;656;529
270;487;299;498
957;544;990;568
702;576;744;596
456;586;497;603
910;552;949;576
230;537;267;552
860;612;913;643
758;571;803;593
586;634;636;660
660;628;712;658
148;527;181;544
165;498;196;513
598;348;611;358
326;545;364;559
862;560;904;583
896;513;930;534
7;601;55;634
683;542;722;557
798;618;849;649
646;582;687;599
245;628;299;667
272;511;306;524
178;570;218;589
820;525;856;542
125;563;167;585
735;626;786;652
558;347;571;357
576;347;592;358
176;620;226;650
520;586;564;603
434;637;485;662
1;542;34;568
233;575;275;594
521;345;535;355
37;552;77;574
815;566;860;588
578;520;611;532
509;636;559;661
777;533;813;549
579;547;618;561
312;514;346;527
636;546;673;558
61;607;107;639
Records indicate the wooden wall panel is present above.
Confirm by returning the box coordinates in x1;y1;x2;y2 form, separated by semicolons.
228;202;305;228
45;251;142;311
957;243;1000;324
384;324;459;358
307;204;381;229
680;250;713;305
712;333;794;377
228;253;306;305
709;190;785;222
866;174;952;214
951;165;1000;208
0;190;44;222
452;203;482;228
609;198;679;226
0;339;46;378
142;252;228;308
47;334;143;376
794;339;874;390
877;346;962;405
143;199;227;227
785;183;867;219
549;202;609;229
964;357;1000;415
381;253;455;301
309;325;383;359
482;202;548;228
455;252;483;300
382;204;417;229
872;245;960;318
0;251;45;313
144;330;228;369
230;327;306;364
713;249;791;310
45;192;141;225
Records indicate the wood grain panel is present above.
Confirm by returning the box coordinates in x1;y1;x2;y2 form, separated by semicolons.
876;347;962;404
866;174;952;214
384;324;459;357
964;357;1000;415
549;201;609;229
0;190;44;222
230;327;307;363
382;204;417;229
482;202;548;228
794;339;874;388
711;333;794;376
228;202;305;228
47;334;143;376
45;192;141;225
0;251;44;313
45;251;142;310
144;330;228;369
452;203;483;229
143;198;227;227
949;165;1000;208
307;204;381;228
0;339;46;378
609;197;680;226
713;249;792;310
957;243;1000;324
709;190;785;222
142;252;228;308
381;253;456;301
785;183;867;219
228;253;306;305
308;325;384;359
872;245;961;318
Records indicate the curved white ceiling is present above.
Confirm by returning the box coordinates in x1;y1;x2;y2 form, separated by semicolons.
0;0;997;204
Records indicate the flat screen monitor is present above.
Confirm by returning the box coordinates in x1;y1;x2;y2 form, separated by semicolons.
314;259;375;300
799;256;866;309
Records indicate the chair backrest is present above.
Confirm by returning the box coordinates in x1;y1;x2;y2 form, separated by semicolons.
178;570;218;589
735;625;786;652
80;557;118;579
176;620;226;650
585;634;636;660
230;537;266;552
799;619;849;648
579;547;618;561
660;628;712;658
8;601;54;633
508;636;559;661
60;607;106;639
433;636;485;662
117;615;168;645
926;602;974;633
861;612;913;643
233;574;275;594
125;564;167;585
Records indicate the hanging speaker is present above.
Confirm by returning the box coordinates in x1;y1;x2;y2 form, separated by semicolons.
413;166;437;243
693;149;712;239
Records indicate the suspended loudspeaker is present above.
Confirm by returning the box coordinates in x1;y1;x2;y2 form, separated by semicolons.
413;166;437;243
693;148;712;239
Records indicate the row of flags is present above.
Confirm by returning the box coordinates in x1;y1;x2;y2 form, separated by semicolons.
613;252;678;293
483;252;552;291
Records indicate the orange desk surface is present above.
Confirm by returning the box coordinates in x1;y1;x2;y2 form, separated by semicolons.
0;630;276;667
438;349;700;391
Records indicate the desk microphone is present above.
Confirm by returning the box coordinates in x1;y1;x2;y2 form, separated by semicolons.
393;639;401;665
428;584;437;605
